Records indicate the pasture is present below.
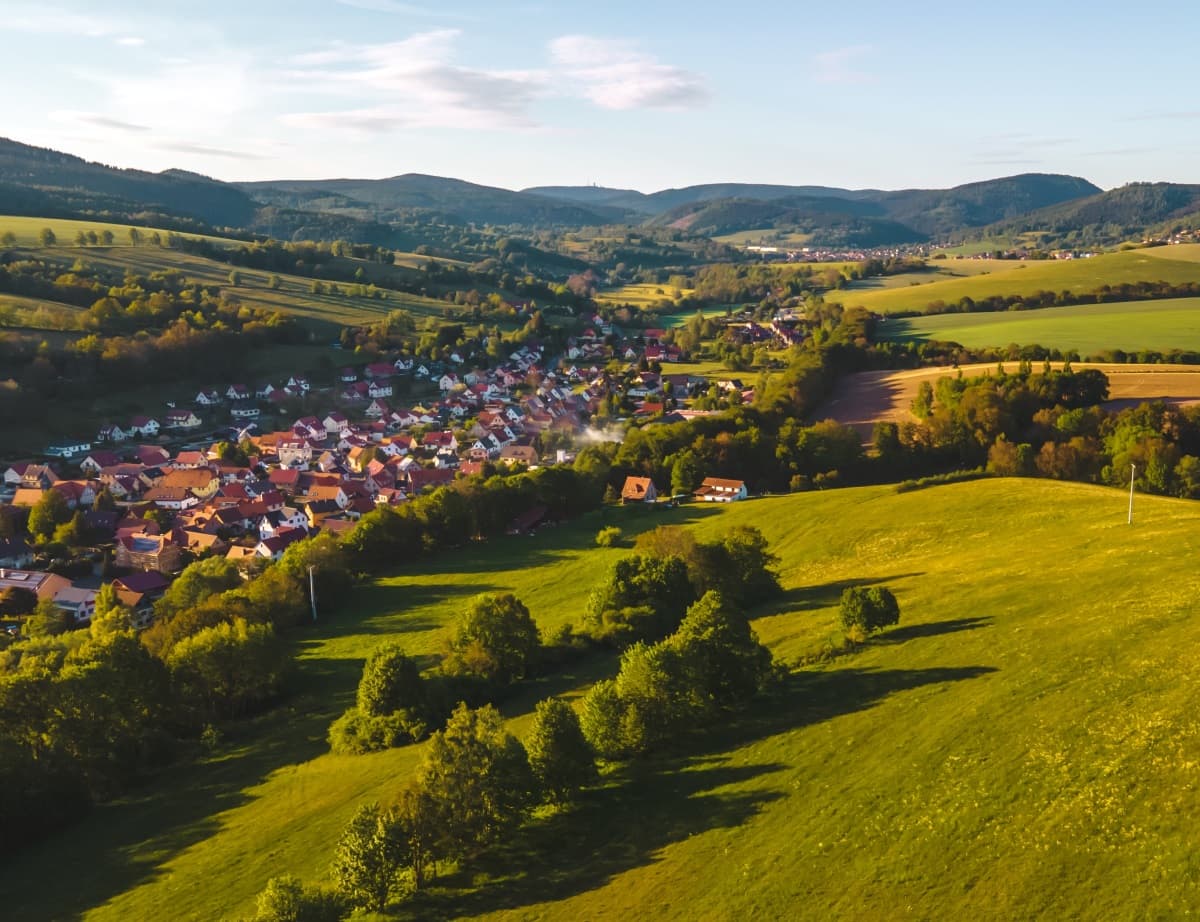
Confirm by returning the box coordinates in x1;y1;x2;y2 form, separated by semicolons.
880;297;1200;354
8;481;1200;919
595;282;696;308
833;248;1200;315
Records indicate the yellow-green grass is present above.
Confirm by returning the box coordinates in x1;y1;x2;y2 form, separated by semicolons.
711;229;814;247
881;296;1200;353
10;480;1200;919
595;283;696;307
1140;242;1200;262
0;214;238;248
36;246;450;329
834;249;1200;315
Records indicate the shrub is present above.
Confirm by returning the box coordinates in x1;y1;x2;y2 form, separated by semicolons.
839;586;901;635
594;526;623;548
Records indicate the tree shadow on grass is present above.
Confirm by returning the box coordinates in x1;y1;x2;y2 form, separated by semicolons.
413;757;787;919
762;573;925;616
878;616;992;644
407;662;996;918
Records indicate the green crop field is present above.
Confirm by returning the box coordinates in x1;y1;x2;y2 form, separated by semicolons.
832;249;1200;315
7;480;1200;919
880;296;1200;353
711;229;814;247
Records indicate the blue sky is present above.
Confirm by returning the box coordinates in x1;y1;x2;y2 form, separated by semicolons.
4;0;1199;192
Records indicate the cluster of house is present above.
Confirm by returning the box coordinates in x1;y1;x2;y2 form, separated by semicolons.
619;475;749;504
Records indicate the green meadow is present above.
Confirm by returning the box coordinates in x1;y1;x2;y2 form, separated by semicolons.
832;248;1200;315
880;296;1200;353
0;214;237;248
7;480;1200;919
595;282;696;307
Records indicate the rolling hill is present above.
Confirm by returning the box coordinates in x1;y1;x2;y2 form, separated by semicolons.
5;480;1200;920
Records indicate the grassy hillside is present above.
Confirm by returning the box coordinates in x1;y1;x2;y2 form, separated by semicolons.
0;215;238;248
881;296;1200;353
833;248;1200;315
7;481;1200;919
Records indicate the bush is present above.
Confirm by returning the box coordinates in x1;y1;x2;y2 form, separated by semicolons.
252;875;346;922
328;708;427;754
839;586;900;635
594;526;623;548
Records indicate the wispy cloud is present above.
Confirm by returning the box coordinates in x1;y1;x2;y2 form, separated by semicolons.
812;45;874;85
549;36;709;110
157;141;265;161
116;36;145;47
7;5;121;36
51;111;150;133
281;31;545;131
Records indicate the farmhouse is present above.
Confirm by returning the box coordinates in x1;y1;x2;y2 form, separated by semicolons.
621;476;658;504
694;477;748;502
115;534;184;573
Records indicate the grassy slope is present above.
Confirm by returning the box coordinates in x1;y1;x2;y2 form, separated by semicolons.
7;481;1200;919
881;296;1200;352
832;248;1200;315
0;215;237;247
595;283;697;307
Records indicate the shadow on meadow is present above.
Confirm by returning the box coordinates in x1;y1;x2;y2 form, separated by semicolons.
763;573;926;616
878;616;993;644
404;661;997;918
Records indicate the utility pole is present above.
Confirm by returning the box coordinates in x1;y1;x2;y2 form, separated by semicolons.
1123;461;1132;525
308;565;317;622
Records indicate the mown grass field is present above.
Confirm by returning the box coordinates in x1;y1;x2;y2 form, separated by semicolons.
711;229;814;247
832;247;1200;315
8;480;1200;919
880;296;1200;353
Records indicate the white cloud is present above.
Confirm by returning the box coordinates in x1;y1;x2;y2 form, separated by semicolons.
116;36;146;47
549;35;708;109
812;45;874;85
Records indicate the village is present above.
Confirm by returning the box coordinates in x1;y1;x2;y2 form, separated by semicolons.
0;312;802;635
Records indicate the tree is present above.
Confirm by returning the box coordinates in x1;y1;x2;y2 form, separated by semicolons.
252;875;345;922
90;583;132;635
702;526;781;607
167;618;287;719
128;228;142;246
22;598;70;637
585;554;694;645
0;231;16;247
839;586;900;637
670;449;703;495
228;270;242;287
0;587;37;617
268;274;283;290
101;230;114;246
417;703;533;861
28;489;70;541
357;643;426;718
444;593;540;685
154;556;241;619
92;487;117;512
578;678;625;761
38;227;57;246
331;802;406;913
525;697;597;805
669;591;772;713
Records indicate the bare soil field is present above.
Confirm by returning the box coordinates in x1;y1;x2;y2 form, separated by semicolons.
819;363;1200;439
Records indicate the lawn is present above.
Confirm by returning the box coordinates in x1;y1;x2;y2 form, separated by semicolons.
8;480;1200;919
832;249;1200;315
880;296;1200;353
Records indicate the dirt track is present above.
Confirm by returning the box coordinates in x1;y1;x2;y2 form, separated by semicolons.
819;363;1200;439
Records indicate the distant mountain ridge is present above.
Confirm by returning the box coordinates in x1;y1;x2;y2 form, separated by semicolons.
5;136;1193;249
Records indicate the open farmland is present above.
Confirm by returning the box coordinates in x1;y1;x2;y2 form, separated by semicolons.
880;297;1200;354
8;482;1200;919
832;248;1200;315
819;361;1200;438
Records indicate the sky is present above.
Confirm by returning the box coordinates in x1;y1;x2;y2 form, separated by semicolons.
4;0;1200;193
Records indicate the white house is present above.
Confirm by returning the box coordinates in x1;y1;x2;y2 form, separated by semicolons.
165;409;203;430
194;389;221;406
231;405;260;419
128;416;160;437
693;477;748;502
